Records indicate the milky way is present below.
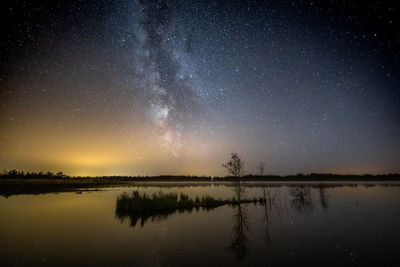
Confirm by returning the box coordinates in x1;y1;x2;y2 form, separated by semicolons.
0;0;399;175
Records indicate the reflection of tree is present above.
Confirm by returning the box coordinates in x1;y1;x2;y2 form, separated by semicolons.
228;202;250;260
261;186;285;243
262;185;271;242
318;185;328;210
228;182;250;260
289;186;314;213
232;181;246;202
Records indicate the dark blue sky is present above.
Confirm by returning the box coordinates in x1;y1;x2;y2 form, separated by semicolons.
0;0;399;175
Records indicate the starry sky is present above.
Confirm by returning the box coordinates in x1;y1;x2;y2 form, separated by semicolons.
1;0;399;176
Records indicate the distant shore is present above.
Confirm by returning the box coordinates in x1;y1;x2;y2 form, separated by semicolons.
1;172;399;197
2;170;400;181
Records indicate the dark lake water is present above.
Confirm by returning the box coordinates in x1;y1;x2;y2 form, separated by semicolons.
1;182;399;266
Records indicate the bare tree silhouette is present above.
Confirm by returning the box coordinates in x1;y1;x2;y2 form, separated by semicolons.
257;162;265;176
222;152;244;177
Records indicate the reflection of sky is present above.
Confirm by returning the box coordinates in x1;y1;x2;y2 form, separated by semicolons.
1;1;399;175
1;185;400;265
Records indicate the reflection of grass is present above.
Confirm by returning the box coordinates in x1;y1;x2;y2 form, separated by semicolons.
289;186;314;213
116;191;244;212
115;191;260;227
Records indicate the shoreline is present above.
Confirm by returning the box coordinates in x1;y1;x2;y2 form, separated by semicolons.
1;177;400;197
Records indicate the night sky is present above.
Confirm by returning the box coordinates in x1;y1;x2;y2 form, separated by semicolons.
1;0;399;176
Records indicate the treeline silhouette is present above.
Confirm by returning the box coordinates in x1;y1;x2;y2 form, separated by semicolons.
1;169;399;197
1;170;68;179
1;169;399;181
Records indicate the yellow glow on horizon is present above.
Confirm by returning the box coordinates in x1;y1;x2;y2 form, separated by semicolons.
63;154;119;167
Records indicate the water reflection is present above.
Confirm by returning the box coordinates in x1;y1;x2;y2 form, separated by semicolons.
289;186;314;213
115;202;182;228
228;182;250;260
232;181;246;202
1;183;399;266
261;186;285;243
228;202;250;260
115;184;332;260
262;186;271;242
115;191;218;227
318;186;329;210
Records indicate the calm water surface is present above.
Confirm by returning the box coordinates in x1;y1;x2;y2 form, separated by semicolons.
1;183;399;266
